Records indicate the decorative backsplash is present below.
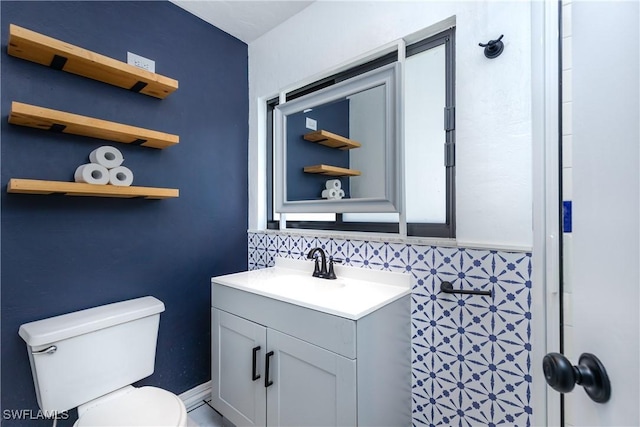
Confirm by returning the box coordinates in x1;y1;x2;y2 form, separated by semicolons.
248;231;533;426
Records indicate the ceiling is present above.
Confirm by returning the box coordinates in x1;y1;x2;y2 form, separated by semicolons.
171;1;315;44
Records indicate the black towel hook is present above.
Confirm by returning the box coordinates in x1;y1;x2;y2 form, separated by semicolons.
440;281;492;297
479;34;504;59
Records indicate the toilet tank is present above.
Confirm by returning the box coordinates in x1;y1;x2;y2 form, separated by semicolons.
18;296;165;413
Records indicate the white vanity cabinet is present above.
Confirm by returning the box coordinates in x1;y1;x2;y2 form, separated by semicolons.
211;259;411;427
212;308;356;427
211;308;267;426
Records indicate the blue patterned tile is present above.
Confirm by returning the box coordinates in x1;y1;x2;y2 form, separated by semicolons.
248;232;532;427
329;238;348;263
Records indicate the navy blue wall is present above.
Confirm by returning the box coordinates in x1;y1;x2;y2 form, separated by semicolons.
1;1;248;424
286;100;350;200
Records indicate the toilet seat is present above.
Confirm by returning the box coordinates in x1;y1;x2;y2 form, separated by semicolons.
73;386;187;427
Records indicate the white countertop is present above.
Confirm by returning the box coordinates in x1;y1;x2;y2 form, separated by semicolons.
211;258;411;320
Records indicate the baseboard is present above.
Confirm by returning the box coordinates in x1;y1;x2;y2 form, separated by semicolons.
179;380;212;411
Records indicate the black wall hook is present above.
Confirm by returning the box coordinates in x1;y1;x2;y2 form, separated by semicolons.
479;35;504;59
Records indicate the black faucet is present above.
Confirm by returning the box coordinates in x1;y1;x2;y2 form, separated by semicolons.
307;247;328;278
306;247;341;279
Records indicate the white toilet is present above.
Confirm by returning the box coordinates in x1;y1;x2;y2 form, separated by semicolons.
18;296;188;426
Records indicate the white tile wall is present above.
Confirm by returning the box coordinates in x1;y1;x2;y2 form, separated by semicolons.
562;0;573;337
562;234;573;294
562;33;573;70
562;100;573;136
562;69;573;102
561;1;574;425
562;167;573;201
562;135;573;168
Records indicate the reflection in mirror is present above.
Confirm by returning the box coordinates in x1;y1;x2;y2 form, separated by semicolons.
275;63;399;213
349;85;386;199
285;85;386;201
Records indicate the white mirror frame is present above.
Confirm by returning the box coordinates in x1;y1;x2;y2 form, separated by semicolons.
274;63;401;213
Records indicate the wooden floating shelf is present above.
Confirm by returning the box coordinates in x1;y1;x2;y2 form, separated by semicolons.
7;179;179;199
7;24;178;99
303;130;361;150
9;102;179;149
303;164;361;177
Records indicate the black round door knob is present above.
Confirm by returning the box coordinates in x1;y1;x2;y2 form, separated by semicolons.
542;352;611;403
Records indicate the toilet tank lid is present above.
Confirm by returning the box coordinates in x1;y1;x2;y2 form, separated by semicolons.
18;296;165;347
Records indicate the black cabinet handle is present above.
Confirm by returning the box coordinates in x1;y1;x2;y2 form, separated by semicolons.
265;351;274;388
252;346;261;381
440;281;492;297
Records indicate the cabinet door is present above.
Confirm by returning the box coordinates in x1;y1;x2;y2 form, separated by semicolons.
212;308;267;427
265;329;356;427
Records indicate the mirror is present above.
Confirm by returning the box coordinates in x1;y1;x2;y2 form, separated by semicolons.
274;63;400;213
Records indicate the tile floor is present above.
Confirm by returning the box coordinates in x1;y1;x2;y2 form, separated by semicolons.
187;400;226;427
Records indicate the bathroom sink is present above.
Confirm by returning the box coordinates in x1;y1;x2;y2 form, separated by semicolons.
262;273;346;291
211;257;410;320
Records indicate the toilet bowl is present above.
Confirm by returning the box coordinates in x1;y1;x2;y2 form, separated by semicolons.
18;296;187;426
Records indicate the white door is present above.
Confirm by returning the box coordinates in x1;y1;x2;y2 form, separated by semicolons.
265;328;356;427
212;308;267;427
551;1;639;425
